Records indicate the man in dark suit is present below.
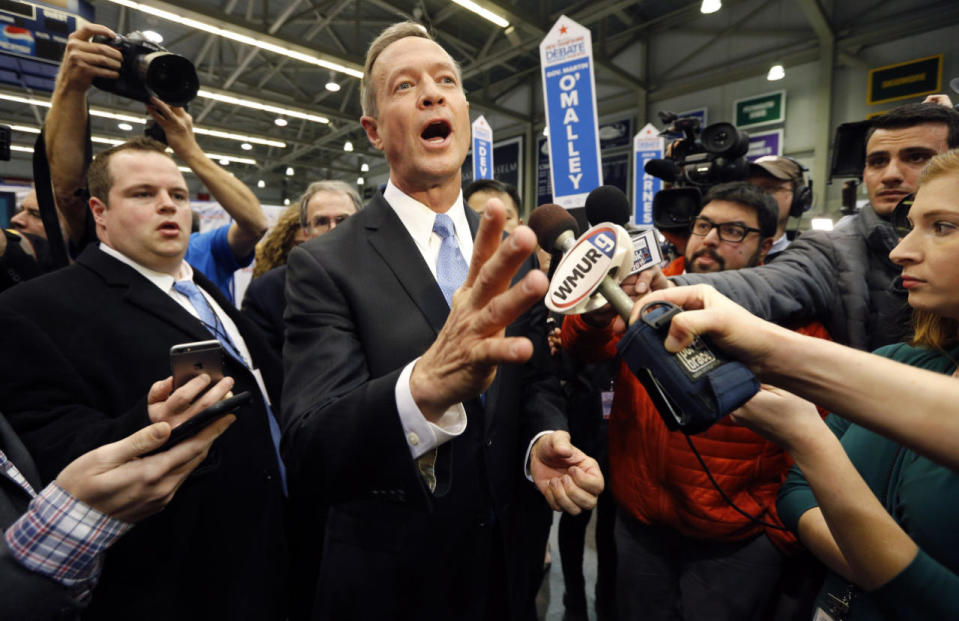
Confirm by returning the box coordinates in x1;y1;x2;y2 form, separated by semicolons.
0;137;288;620
282;22;604;620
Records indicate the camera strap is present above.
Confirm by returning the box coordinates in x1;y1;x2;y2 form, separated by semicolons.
32;128;70;269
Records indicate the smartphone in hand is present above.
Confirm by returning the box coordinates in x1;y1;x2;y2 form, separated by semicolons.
143;391;252;457
170;340;224;390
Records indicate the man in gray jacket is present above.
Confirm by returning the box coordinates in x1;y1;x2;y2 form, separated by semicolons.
647;102;959;351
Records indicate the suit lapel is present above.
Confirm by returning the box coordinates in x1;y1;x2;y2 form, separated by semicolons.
78;246;218;345
365;193;450;336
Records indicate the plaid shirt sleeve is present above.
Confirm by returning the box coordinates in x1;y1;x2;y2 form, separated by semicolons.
4;482;132;591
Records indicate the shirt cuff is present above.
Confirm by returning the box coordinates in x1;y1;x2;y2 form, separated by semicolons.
525;430;555;482
395;358;467;459
4;482;132;588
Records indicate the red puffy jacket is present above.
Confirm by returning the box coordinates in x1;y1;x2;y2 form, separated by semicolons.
561;257;830;552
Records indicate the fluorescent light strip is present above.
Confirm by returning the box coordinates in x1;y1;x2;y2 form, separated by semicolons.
90;108;145;124
197;90;329;124
451;0;510;28
203;152;257;165
11;144;34;153
0;94;288;146
192;127;285;148
105;0;363;78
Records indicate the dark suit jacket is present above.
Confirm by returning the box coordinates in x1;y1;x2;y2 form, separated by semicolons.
0;414;87;621
282;192;565;620
0;246;287;621
241;264;288;355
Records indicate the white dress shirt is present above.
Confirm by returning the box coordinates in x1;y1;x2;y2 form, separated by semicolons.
383;181;470;459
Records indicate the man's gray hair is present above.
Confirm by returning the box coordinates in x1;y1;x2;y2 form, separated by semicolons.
298;180;363;228
360;21;462;118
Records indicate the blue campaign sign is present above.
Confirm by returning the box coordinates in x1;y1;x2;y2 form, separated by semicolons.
540;16;602;209
632;123;664;227
471;115;494;181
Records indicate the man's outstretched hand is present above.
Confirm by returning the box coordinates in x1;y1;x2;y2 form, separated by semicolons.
530;430;604;515
409;199;549;421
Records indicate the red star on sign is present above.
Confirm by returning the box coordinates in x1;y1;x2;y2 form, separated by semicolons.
559;25;568;34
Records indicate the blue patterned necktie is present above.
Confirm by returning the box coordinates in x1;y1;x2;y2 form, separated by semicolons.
433;213;469;306
172;279;287;493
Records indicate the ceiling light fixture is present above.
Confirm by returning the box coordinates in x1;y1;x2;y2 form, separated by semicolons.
274;117;288;127
283;198;291;206
450;0;510;28
241;142;253;150
286;167;295;176
102;0;364;78
257;179;266;188
700;0;721;14
219;158;230;165
360;162;369;172
357;176;365;185
767;63;785;81
343;140;353;152
117;122;133;131
325;71;341;92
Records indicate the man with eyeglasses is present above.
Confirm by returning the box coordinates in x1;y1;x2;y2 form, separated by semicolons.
562;181;831;620
242;180;362;354
684;183;775;274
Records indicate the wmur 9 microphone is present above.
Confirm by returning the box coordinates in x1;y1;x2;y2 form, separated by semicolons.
528;204;635;319
530;196;759;435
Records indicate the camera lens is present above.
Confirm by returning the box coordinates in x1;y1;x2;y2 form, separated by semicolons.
142;53;199;107
701;122;749;158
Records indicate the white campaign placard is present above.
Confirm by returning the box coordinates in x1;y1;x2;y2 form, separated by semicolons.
539;16;603;209
632;123;664;227
471;115;494;181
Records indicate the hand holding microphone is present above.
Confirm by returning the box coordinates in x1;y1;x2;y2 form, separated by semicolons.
530;190;758;434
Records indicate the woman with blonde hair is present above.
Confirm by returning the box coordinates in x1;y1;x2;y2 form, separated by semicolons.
252;204;307;279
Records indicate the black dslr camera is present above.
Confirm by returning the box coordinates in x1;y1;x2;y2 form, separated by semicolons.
644;111;751;232
91;31;199;107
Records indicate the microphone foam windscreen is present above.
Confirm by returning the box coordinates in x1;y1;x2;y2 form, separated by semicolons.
528;204;579;252
644;158;681;183
585;185;630;226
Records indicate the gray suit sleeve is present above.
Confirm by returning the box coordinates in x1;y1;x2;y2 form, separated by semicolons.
280;245;430;508
673;230;841;327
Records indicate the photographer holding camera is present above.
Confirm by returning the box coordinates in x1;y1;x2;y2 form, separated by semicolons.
42;23;268;303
